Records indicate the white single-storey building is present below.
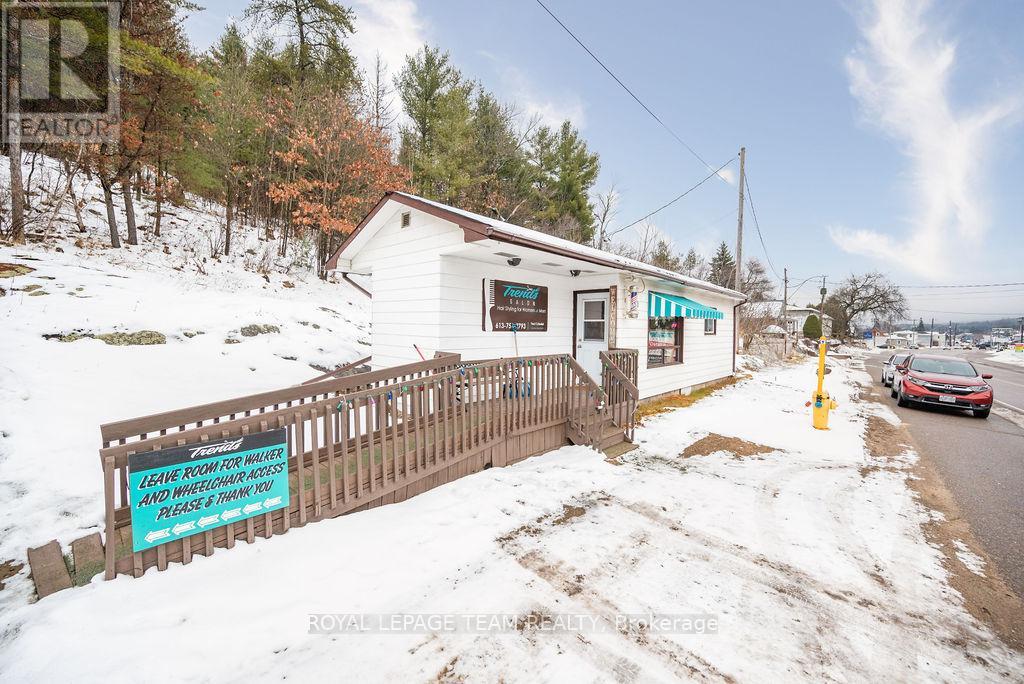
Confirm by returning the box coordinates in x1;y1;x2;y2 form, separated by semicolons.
783;306;833;338
326;192;746;401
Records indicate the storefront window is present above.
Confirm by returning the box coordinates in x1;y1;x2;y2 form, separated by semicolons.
648;317;682;366
704;318;717;335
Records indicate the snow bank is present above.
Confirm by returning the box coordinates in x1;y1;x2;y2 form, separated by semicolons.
989;348;1024;367
0;355;1018;681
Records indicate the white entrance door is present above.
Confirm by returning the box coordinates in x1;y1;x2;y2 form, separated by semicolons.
575;291;609;379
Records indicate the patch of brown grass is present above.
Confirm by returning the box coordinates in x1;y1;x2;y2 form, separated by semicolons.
552;504;586;526
680;433;779;459
636;375;745;422
0;263;34;278
0;560;24;590
864;415;908;459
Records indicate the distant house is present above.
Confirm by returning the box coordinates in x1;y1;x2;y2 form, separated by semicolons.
782;306;833;338
888;330;916;348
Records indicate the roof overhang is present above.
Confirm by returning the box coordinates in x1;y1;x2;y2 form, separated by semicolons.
326;192;747;302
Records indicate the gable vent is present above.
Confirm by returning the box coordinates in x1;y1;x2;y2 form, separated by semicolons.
400;211;411;228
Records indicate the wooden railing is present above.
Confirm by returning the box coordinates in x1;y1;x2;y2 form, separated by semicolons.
600;349;639;442
607;348;639;387
565;356;607;448
98;353;607;579
100;354;460;448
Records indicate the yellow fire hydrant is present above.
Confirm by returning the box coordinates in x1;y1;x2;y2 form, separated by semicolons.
809;335;838;430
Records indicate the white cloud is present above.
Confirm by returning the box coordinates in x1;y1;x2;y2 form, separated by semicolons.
832;0;1020;276
497;64;586;130
717;168;735;185
347;0;428;82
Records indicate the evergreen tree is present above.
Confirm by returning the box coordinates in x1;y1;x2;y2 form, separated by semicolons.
531;121;600;242
916;317;925;333
466;91;535;221
708;242;736;287
648;240;681;271
244;0;356;90
680;248;701;276
803;314;822;339
396;46;476;202
203;24;260;255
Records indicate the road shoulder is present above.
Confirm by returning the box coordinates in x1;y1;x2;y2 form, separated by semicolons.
858;372;1024;651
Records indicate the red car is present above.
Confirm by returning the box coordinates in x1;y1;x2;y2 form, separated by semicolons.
892;353;994;418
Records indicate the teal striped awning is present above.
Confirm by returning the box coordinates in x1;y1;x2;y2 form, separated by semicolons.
648;292;724;320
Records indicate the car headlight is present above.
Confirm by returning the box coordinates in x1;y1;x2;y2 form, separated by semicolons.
904;375;925;386
969;384;990;393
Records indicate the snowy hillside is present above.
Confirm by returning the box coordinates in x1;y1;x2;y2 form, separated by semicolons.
0;153;371;603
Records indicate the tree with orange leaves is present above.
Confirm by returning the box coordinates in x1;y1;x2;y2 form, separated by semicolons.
268;92;409;276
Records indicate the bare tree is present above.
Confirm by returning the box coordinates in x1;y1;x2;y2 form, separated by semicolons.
825;271;907;339
633;221;659;263
593;185;621;250
362;52;397;134
6;14;25;244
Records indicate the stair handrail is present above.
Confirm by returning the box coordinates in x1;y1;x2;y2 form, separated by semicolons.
599;350;639;442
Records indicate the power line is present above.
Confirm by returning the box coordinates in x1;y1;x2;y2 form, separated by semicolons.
898;282;1024;289
905;289;1024;298
618;157;737;232
908;308;1023;316
534;0;727;182
742;174;781;281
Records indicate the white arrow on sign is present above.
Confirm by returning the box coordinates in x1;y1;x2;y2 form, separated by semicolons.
172;521;196;536
263;496;282;508
242;502;262;514
145;528;170;543
198;514;220;528
221;508;241;521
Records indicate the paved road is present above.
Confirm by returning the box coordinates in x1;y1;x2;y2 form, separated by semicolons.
864;351;1024;599
957;350;1024;414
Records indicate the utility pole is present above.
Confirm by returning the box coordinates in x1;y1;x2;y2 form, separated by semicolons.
929;317;934;348
1018;316;1023;344
734;146;746;292
782;267;788;356
818;276;827;338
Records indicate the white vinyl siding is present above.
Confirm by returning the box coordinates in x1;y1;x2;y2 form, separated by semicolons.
614;276;735;399
350;204;738;396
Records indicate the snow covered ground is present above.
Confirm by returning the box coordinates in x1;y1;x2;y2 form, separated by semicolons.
1;353;1019;681
0;154;370;605
989;348;1024;367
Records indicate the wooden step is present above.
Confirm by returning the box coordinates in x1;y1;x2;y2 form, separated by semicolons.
599;426;627;451
603;440;638;460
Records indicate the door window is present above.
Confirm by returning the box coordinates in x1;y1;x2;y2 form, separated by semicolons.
582;300;605;341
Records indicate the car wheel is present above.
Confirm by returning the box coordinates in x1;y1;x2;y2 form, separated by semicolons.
973;408;990;419
890;385;898;399
897;389;909;407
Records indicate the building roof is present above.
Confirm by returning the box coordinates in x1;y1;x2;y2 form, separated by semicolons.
781;305;833;321
326;192;747;301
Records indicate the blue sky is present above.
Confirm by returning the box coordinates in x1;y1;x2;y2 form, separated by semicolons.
184;1;1024;321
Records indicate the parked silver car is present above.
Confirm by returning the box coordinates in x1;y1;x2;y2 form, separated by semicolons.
881;352;910;386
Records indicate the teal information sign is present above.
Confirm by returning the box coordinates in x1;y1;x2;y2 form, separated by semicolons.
128;428;290;552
